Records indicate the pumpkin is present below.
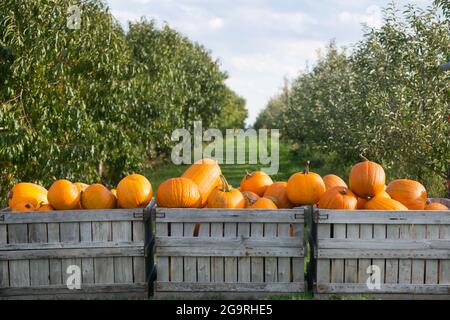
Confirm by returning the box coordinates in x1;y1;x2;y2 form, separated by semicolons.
263;182;294;209
37;204;54;211
182;158;221;207
48;180;80;210
81;184;117;210
349;155;385;198
74;182;89;209
385;179;427;210
117;174;153;208
242;191;260;208
247;197;278;209
240;171;273;196
156;177;201;208
318;187;357;210
11;201;35;212
425;203;449;210
323;175;348;190
286;161;326;205
8;182;48;209
207;175;245;209
356;191;390;209
365;196;408;211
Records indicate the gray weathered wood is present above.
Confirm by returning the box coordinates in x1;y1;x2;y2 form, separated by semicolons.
155;209;304;223
80;222;94;284
183;223;197;283
344;224;359;283
224;223;237;283
439;225;450;284
317;210;450;225
132;221;145;283
331;224;345;284
277;224;290;282
210;223;224;283
92;222;114;284
292;222;304;283
28;223;49;286
170;223;183;282
112;221;133;283
398;225;411;284
155;222;169;282
0;225;8;287
238;223;251;283
317;283;450;294
358;224;372;285
0;209;144;224
8;224;30;287
372;224;386;285
197;223;211;283
425;225;439;284
385;225;399;284
250;223;264;283
316;224;331;288
264;223;277;282
47;223;62;285
156;282;304;293
411;225;425;284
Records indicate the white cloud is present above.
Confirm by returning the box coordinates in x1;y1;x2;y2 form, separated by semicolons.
110;9;142;25
338;5;382;29
208;17;224;30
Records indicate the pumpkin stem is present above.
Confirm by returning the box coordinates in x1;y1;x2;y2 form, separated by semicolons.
266;196;278;206
303;161;311;174
338;188;348;196
7;191;13;199
360;154;369;162
243;192;257;205
219;175;232;192
245;170;253;178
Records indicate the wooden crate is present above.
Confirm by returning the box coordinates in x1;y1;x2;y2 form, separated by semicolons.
313;199;450;298
0;206;154;300
153;207;306;297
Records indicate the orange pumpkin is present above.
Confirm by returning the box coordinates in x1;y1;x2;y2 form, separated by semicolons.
425;203;449;210
286;161;326;205
247;197;278;209
323;175;348;191
81;184;117;210
182;158;221;207
240;171;273;196
357;191;390;209
11;201;35;212
263;182;294;209
386;179;427;210
8;182;48;209
156;177;201;208
318;187;357;210
48;180;80;210
365;196;408;211
117;174;153;208
207;176;245;209
74;182;89;209
349;156;385;198
37;203;54;211
242;191;260;208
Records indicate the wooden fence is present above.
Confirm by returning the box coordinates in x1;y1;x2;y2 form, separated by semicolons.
0;205;155;300
153;207;306;297
312;199;450;298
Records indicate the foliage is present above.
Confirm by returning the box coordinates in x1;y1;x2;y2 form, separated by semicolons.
0;1;247;205
258;3;450;196
218;88;247;131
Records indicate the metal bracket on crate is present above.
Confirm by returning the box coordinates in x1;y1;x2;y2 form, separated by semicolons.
155;211;165;219
133;211;144;219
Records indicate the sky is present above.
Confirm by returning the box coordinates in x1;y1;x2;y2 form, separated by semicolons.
106;0;433;125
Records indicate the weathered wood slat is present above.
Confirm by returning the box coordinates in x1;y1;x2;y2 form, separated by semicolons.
197;223;211;283
47;223;62;285
224;223;237;283
155;223;169;282
331;224;345;284
0;209;144;224
344;224;359;283
156;282;305;293
183;223;197;283
316;283;450;294
155;209;304;223
385;225;399;284
132;221;145;283
358;224;372;285
439;225;450;284
92;222;114;284
372;224;386;285
112;221;133;283
317;249;449;259
277;224;290;282
264;223;277;282
317;238;450;250
411;225;426;284
80;222;94;284
250;223;263;283
0;225;8;287
238;223;251;282
210;223;224;283
291;222;304;283
425;225;439;284
317;210;450;225
316;224;331;288
28;223;49;286
170;223;184;282
8;224;30;287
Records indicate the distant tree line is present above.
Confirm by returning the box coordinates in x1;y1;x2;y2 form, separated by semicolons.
0;0;247;201
255;2;449;196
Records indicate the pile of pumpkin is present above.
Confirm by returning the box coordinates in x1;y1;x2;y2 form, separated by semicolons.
154;157;448;211
7;174;153;212
6;156;449;212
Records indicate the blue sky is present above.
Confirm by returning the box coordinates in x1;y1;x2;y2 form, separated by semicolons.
106;0;433;125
